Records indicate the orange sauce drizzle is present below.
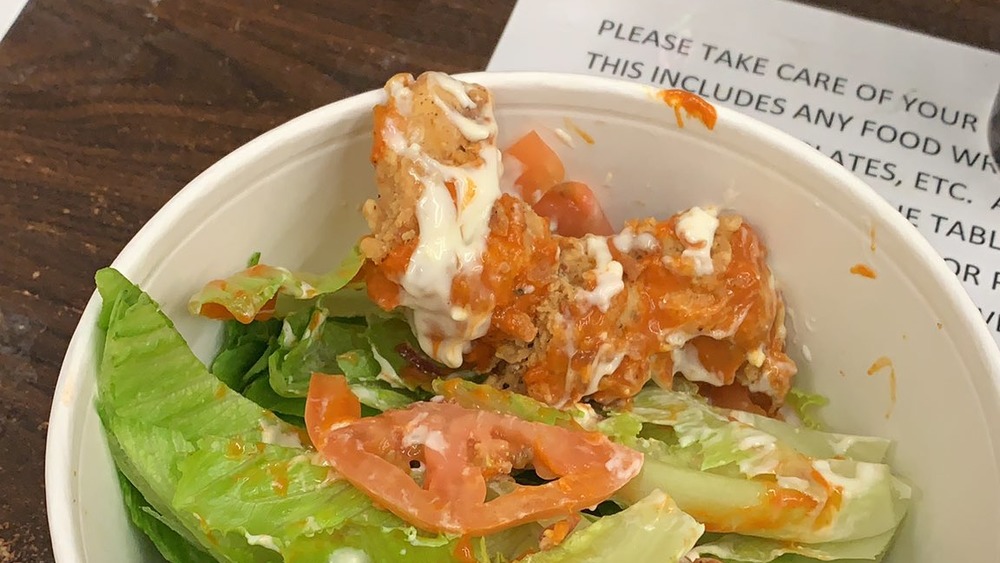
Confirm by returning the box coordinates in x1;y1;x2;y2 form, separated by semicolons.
452;536;477;563
267;462;289;496
656;89;718;130
867;356;897;419
564;117;595;144
849;263;877;279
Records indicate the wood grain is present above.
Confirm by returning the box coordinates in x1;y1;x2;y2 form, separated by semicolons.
0;0;995;560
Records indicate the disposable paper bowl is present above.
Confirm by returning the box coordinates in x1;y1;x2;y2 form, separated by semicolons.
46;72;1000;562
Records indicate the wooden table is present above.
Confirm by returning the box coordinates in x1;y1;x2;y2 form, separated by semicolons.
0;0;995;560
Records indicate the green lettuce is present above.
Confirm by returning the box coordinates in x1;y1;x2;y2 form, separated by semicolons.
784;387;830;430
242;377;307;421
365;314;449;389
520;490;703;563
432;378;601;430
116;472;217;563
317;282;384;319
100;408;273;561
171;437;455;556
94;268;528;562
268;309;372;397
97;268;298;559
96;268;265;440
725;410;891;464
187;246;364;323
282;526;457;563
432;378;586;429
263;307;430;412
211;318;281;391
691;529;898;562
612;388;910;547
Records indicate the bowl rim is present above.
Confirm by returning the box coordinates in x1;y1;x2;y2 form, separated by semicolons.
44;70;1000;561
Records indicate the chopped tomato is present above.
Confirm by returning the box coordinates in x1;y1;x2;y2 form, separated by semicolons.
532;181;614;237
305;373;361;450
306;401;642;536
504;130;565;203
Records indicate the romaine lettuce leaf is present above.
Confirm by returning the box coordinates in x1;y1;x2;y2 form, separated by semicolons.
188;246;364;323
432;378;584;429
97;268;290;559
349;382;421;411
365;313;450;390
690;528;898;562
211;318;281;391
101;409;275;561
479;522;552;563
613;389;910;545
432;378;607;432
316;282;385;319
172;438;418;548
725;410;891;464
116;471;217;563
171;437;481;562
263;306;428;411
282;526;458;563
268;309;372;397
519;489;703;563
784;387;830;430
242;376;306;420
97;268;265;440
98;268;522;563
626;389;831;487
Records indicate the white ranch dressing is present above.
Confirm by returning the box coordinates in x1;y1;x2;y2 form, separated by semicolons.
675;206;719;276
671;342;725;386
259;416;302;448
582;344;627;396
576;235;625;312
812;459;884;499
244;533;281;552
328;547;372;563
371;346;407;389
612;227;659;253
386;73;502;368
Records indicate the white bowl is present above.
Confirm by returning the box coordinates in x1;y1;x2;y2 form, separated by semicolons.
46;72;1000;562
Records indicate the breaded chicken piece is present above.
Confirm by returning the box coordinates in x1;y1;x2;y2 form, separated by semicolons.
361;72;796;413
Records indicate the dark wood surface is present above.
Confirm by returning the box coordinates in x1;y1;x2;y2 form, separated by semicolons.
0;0;996;560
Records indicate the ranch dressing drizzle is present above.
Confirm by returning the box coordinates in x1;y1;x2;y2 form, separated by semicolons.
675;206;719;276
389;73;502;368
577;235;625;312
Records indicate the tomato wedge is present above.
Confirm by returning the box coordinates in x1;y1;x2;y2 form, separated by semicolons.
306;400;642;536
305;373;361;450
504;130;565;204
532;181;614;237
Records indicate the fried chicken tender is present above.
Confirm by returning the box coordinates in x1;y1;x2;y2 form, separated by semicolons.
360;72;796;413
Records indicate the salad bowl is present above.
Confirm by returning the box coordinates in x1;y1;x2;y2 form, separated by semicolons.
46;72;1000;562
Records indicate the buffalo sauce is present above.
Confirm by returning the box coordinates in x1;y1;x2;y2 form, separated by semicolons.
452;536;477;563
365;200;793;411
850;263;877;279
524;216;791;409
656;89;718;130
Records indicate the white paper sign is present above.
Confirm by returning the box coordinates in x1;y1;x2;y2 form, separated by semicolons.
0;0;28;43
489;0;1000;347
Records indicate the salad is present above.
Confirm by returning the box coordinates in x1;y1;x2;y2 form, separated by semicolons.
95;71;910;563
